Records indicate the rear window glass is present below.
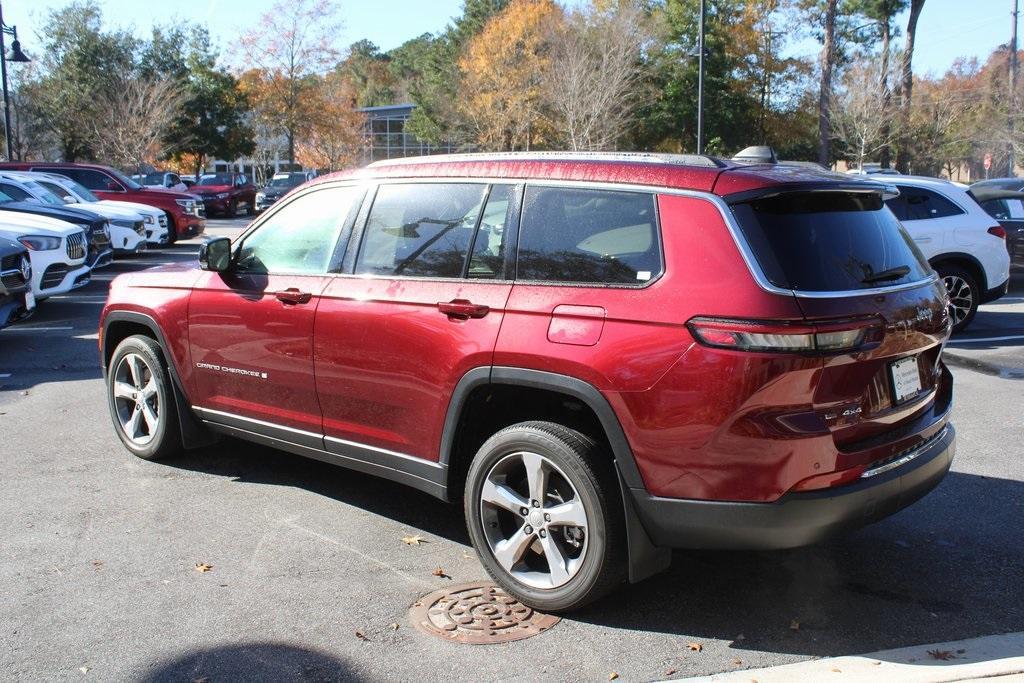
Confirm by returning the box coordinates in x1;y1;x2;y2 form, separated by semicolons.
885;186;964;221
731;192;932;292
517;187;661;285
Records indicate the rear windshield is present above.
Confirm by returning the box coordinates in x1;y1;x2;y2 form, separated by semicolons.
731;191;932;292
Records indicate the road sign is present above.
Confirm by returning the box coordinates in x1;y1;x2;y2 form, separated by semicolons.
984;153;992;170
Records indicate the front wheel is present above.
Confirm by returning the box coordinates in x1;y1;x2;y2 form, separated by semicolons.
106;335;182;461
937;264;979;332
464;421;626;612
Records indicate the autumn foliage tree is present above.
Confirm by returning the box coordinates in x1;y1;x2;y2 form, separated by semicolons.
296;73;366;172
459;0;563;151
238;0;343;164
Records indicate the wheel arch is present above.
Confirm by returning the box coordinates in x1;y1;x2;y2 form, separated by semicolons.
102;311;215;449
929;252;987;290
440;366;670;583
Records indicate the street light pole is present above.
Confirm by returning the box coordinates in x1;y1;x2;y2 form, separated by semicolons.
0;0;31;162
696;0;705;155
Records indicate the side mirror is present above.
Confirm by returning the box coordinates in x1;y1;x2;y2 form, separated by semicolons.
199;237;232;272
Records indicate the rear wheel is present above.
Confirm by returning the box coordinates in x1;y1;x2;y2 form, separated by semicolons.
464;421;626;612
937;264;978;332
228;200;237;218
107;335;181;461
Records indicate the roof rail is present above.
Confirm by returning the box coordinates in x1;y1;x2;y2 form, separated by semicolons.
367;151;727;169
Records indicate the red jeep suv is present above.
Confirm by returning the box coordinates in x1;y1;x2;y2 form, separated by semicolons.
100;153;955;611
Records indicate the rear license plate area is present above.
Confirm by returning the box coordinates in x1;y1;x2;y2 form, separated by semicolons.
890;355;922;404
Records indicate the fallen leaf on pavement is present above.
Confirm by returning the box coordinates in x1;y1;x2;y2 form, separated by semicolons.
92;560;104;569
927;649;955;660
665;669;676;676
355;631;369;641
432;567;450;579
831;668;841;673
732;659;743;666
79;667;89;674
401;535;427;546
608;672;619;680
687;642;702;652
872;661;882;666
389;623;400;631
194;562;212;573
789;619;801;631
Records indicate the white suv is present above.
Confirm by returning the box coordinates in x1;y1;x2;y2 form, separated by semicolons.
0;211;90;299
878;175;1011;331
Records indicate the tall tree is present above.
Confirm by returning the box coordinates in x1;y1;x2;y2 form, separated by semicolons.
895;0;926;172
848;0;908;168
33;0;135;161
336;40;397;108
459;0;563;151
92;76;186;174
238;0;343;164
296;72;365;171
817;0;839;166
830;55;895;169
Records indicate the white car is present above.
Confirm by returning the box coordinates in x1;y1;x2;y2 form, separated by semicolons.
141;171;189;193
0;211;90;299
0;171;148;255
33;172;170;246
878;175;1011;331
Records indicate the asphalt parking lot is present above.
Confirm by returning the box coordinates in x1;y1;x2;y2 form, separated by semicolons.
1;220;1022;681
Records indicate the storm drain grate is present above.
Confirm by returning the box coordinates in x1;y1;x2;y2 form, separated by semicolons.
410;581;559;644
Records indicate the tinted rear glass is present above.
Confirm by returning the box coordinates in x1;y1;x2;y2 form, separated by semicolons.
731;191;932;292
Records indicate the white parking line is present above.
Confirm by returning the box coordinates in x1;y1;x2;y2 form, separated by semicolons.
0;326;74;332
948;334;1024;344
0;373;11;378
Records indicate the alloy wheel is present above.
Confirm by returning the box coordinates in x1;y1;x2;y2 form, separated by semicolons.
479;451;589;590
941;274;973;327
112;353;160;445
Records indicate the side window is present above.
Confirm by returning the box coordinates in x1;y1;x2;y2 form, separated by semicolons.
981;199;1010;220
884;194;910;221
892;186;963;220
236;185;360;275
355;183;487;278
468;184;516;279
517;186;662;285
47;168;111;191
0;183;32;201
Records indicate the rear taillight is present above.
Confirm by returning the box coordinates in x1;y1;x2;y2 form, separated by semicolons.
988;225;1007;239
687;317;883;354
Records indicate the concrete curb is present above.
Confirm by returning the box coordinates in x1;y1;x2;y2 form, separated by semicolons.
943;350;1024;379
681;632;1024;682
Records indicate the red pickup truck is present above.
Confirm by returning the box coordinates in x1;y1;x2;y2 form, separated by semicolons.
0;162;205;242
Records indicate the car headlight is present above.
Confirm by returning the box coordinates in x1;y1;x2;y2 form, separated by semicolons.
256;192;265;201
176;199;197;210
18;235;62;251
144;215;155;224
216;192;230;199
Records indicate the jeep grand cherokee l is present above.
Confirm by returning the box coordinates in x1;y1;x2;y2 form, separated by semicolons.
100;153;955;612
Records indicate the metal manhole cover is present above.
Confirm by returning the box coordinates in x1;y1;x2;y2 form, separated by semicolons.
410;581;560;644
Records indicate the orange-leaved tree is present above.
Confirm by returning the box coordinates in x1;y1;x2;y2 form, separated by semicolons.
237;0;343;165
459;0;564;151
296;73;366;172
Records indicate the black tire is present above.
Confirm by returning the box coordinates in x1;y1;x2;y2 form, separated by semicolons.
106;334;182;461
246;202;256;217
464;421;626;612
228;200;237;218
936;263;979;332
165;212;177;244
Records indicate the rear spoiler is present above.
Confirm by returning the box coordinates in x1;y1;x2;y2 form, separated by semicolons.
723;180;900;205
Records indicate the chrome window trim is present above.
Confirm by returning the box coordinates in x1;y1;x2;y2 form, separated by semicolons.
361;175;939;299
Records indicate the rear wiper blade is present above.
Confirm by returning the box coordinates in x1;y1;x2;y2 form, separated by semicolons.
862;265;910;284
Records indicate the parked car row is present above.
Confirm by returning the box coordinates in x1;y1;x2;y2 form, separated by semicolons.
0;163;209;330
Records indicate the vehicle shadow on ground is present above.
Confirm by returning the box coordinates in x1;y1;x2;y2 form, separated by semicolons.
173;438;470;544
170;439;1024;659
138;642;359;682
573;470;1024;657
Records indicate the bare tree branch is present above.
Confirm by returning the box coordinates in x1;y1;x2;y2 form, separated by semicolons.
92;76;186;173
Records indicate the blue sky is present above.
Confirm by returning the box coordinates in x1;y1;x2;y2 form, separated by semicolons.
3;0;1014;76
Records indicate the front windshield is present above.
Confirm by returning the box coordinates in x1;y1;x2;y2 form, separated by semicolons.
269;175;304;189
199;173;233;186
26;181;67;206
107;168;143;190
0;189;13;203
38;181;77;204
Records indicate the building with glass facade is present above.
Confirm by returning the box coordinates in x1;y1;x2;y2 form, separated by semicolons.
360;103;459;162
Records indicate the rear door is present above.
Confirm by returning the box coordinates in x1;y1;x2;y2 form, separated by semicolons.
884;184;965;258
731;190;952;469
187;184;362;437
313;181;518;463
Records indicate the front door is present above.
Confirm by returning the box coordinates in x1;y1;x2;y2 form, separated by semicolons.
188;184;363;438
313;182;520;463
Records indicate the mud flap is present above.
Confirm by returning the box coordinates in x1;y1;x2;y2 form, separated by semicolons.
616;464;671;583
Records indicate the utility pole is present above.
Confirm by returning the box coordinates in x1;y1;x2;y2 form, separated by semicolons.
1010;0;1019;176
696;0;705;155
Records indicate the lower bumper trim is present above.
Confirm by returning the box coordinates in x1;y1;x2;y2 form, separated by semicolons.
631;424;955;550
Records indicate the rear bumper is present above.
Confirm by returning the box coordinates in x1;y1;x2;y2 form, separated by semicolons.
631;424;955;550
981;277;1010;304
